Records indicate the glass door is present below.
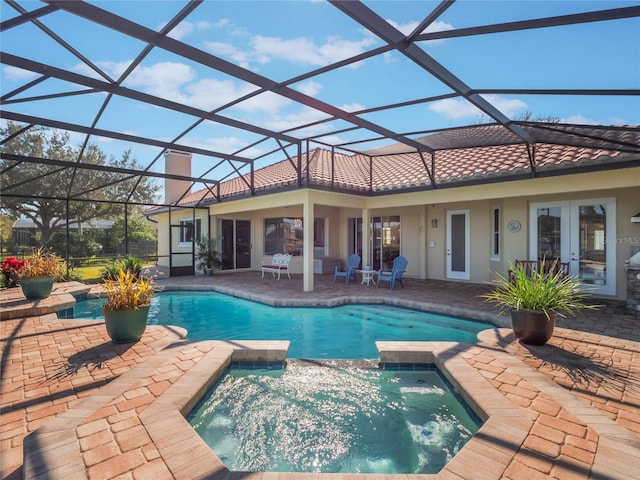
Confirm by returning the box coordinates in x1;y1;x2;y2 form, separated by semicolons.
446;210;470;280
236;220;251;269
529;199;615;295
348;217;362;260
371;216;400;271
571;200;615;295
220;219;252;270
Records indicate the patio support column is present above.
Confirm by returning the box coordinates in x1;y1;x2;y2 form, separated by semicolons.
419;207;427;278
362;208;370;268
209;211;216;239
303;197;315;292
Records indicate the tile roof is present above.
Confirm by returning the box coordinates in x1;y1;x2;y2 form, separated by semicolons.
169;125;639;208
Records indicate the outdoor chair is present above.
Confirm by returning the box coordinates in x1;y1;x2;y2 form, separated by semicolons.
261;253;292;280
376;255;408;290
334;254;361;284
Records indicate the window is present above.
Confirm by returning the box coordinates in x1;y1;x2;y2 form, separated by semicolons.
264;217;325;255
491;207;500;260
179;218;201;245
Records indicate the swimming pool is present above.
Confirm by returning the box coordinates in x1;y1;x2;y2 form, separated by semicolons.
74;291;491;358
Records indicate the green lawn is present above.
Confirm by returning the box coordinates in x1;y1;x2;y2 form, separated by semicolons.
71;265;105;282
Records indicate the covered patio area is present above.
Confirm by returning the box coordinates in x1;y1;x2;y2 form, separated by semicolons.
2;273;639;479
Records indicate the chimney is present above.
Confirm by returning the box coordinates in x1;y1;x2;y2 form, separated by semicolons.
164;150;192;204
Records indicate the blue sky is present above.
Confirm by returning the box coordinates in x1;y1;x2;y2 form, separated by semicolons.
1;0;639;181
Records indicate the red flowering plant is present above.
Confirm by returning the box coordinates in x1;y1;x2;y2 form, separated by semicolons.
1;257;28;287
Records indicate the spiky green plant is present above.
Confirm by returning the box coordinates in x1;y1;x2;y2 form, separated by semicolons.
102;268;154;311
482;260;598;320
101;256;143;280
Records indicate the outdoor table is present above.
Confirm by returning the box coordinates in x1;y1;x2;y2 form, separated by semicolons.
357;269;376;286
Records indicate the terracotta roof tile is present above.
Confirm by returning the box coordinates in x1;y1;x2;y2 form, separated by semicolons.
171;126;637;206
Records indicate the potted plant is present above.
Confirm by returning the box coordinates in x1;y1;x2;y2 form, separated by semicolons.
17;248;62;299
482;259;598;345
195;235;223;276
102;267;154;343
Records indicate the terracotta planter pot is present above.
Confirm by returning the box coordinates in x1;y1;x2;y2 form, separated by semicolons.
20;276;55;299
510;309;557;346
103;306;150;344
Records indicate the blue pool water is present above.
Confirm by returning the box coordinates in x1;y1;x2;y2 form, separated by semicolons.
188;362;480;474
74;291;490;358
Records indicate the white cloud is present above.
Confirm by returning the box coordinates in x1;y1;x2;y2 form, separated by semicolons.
482;94;528;118
250;34;377;67
265;106;330;133
430;95;527;120
186;77;258;110
339;103;366;113
3;66;38;81
429;98;480;119
185;135;249;154
559;114;598;125
607;116;630;126
163;19;229;40
425;21;454;35
309;134;346;145
197;19;230;30
73;60;131;80
125;62;196;104
387;20;420;36
296;80;321;96
167;21;194;40
233;91;292;113
204;41;251;68
387;19;453;41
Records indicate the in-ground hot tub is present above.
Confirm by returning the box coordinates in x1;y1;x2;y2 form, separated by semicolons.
187;360;481;475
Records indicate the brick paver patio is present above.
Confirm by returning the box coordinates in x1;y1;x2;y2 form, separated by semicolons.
2;272;639;479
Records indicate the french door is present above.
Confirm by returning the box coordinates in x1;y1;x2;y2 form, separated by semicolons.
446;210;470;280
529;198;616;295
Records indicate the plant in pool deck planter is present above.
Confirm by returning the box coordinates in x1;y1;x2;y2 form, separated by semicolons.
16;248;63;299
1;256;28;287
102;267;155;343
195;235;223;276
482;259;598;346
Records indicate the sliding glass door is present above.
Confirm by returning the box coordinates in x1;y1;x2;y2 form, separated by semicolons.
371;216;400;271
220;219;251;270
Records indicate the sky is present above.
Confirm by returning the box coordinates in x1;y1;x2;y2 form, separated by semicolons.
1;0;639;183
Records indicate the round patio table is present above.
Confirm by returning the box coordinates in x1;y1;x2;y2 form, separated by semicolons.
357;269;376;286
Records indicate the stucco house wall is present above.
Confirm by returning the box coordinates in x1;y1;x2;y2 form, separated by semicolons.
149;164;639;300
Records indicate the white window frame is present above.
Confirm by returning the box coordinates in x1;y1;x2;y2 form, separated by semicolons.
178;217;201;247
491;206;500;261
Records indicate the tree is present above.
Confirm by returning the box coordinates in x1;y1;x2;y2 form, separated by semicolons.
0;122;160;246
0;214;16;253
108;217;157;247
